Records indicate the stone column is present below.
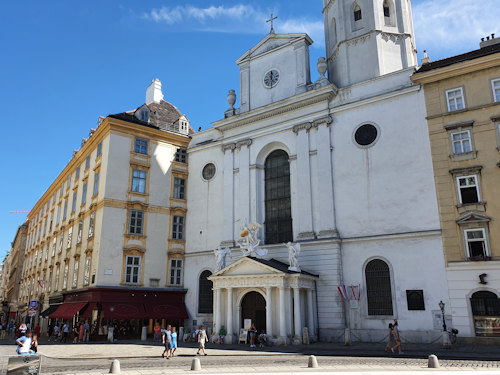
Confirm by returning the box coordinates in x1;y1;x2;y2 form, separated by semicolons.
266;287;273;336
293;125;314;240
307;288;315;339
221;145;235;247
215;288;221;335
279;287;287;339
226;287;234;344
315;118;337;238
293;287;302;343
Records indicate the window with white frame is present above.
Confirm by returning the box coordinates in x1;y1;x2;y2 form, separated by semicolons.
82;183;87;205
128;210;144;235
67;226;73;249
97;141;102;157
58;232;63;254
84;257;91;285
131;169;147;193
62;263;69;289
446;88;465;111
72;192;77;213
63;200;68;220
88;212;95;238
174;148;187;163
72;260;79;288
93;171;99;196
77;220;83;244
172;215;185;240
170;259;183;286
52;237;57;256
173;177;186;199
125;256;141;284
464;229;489;258
492;79;500;102
457;175;480;204
134;138;148;155
55;266;60;291
451;130;472;154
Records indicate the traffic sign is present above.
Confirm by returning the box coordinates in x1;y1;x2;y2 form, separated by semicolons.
29;301;37;309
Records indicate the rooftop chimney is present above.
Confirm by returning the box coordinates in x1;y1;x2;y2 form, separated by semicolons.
146;78;164;104
421;50;430;64
480;33;499;48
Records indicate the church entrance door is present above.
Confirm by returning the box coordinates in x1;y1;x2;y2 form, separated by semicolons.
240;291;266;333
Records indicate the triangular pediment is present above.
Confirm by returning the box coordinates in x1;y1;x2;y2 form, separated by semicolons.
211;256;285;278
456;212;491;224
236;33;313;65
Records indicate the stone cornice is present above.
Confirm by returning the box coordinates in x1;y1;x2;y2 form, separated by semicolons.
449;165;483;175
444;120;474;131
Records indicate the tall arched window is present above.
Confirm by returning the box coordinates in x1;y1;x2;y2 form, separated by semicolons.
365;259;393;315
470;291;500;316
354;4;362;21
265;150;292;244
198;270;213;313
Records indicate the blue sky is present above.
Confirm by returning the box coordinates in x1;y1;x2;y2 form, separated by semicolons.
0;0;497;258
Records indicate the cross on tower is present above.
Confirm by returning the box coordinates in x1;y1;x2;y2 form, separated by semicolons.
266;13;278;34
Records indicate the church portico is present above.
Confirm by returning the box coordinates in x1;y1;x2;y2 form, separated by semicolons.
209;256;318;345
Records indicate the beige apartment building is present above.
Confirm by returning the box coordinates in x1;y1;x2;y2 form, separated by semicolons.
19;80;192;339
412;37;500;340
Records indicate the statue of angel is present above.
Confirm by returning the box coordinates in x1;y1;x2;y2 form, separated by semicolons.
238;222;268;258
214;246;232;271
285;242;301;271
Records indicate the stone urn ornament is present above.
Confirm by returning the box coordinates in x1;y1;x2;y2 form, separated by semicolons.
317;57;327;78
227;89;236;109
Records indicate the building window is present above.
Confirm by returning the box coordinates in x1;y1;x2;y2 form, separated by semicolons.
52;237;57;256
383;1;390;17
93;171;99;196
82;183;87;205
77;220;83;244
169;259;183;286
198;270;213;313
492;79;500;102
85;155;91;170
354;124;379;147
446;88;465;111
451;130;472;154
406;290;425;310
60;183;64;197
72;260;79;288
72;192;77;213
84;257;91;285
88;211;95;238
134;138;148;155
62;263;69;289
66;175;71;189
56;206;61;225
265;150;292;244
55;266;60;291
131;169;147;193
67;226;73;249
57;233;62;254
173;177;186;199
365;259;393;315
175;148;187;163
63;200;68;220
464;228;489;259
129;210;144;235
75;166;80;179
354;5;362;21
125;256;141;284
48;271;52;293
457;175;480;204
97;141;102;157
471;291;500;317
172;215;185;240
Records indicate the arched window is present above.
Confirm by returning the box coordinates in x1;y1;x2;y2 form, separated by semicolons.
265;150;292;244
198;270;213;313
365;259;393;315
383;1;390;18
354;4;362;21
471;291;500;316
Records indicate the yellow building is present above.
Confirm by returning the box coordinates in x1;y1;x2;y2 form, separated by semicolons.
19;79;192;338
412;37;500;339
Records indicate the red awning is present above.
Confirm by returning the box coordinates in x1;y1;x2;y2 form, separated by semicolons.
80;302;98;319
143;303;189;320
101;302;146;320
50;302;88;319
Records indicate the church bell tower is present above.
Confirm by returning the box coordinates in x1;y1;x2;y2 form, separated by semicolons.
322;0;417;87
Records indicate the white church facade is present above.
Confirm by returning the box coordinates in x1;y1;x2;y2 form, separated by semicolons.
184;0;450;344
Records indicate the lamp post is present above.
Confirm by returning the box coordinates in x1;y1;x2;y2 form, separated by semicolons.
438;300;450;348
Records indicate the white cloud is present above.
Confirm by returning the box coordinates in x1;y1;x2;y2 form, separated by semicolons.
413;0;498;57
142;4;325;47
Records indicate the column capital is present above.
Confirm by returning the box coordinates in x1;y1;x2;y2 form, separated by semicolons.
222;143;236;153
235;138;252;149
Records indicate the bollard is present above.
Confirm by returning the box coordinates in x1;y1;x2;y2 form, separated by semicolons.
109;359;121;373
191;357;202;371
428;354;439;369
308;355;319;368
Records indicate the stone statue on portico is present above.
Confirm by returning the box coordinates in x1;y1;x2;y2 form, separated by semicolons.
285;242;301;272
214;246;232;271
238;222;268;258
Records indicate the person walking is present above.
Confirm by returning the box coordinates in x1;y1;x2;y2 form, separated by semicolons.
171;327;178;357
72;323;79;344
83;320;90;342
196;325;208;356
53;324;61;342
218;325;226;344
393;320;404;354
249;322;257;348
62;322;69;343
385;323;396;353
161;325;172;359
47;324;53;341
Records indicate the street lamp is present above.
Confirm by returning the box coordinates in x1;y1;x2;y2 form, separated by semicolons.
438;300;447;332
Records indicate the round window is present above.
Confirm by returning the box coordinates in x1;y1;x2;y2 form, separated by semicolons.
202;163;216;181
354;124;378;147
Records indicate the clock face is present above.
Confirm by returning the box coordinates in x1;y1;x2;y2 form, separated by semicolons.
263;69;280;88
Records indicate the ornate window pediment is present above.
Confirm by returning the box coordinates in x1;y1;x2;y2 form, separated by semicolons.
456;212;491;224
